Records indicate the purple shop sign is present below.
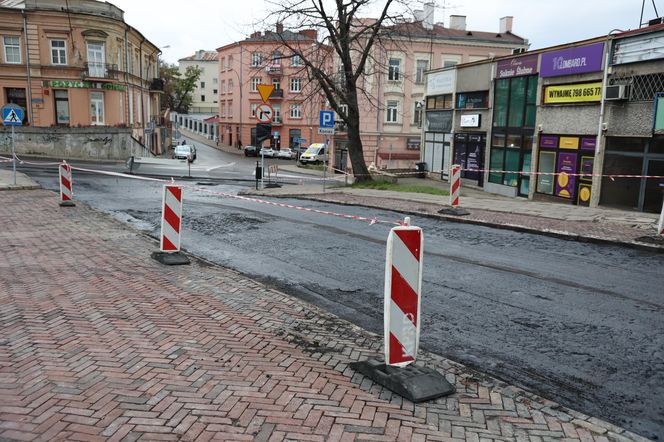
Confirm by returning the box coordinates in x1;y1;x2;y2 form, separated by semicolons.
580;137;596;151
555;152;578;199
540;42;604;78
539;135;559;149
496;54;539;79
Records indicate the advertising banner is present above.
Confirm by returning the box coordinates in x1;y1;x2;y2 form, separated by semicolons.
555;152;578;198
544;82;602;104
540;42;604;77
496;54;538;79
427;70;455;95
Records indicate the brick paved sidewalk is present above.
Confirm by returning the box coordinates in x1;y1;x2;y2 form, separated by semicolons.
0;190;650;441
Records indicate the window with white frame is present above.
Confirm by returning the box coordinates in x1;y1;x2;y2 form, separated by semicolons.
388;58;401;81
90;92;104;125
291;54;302;66
3;36;21;64
221;80;226;94
413;102;423;127
290;77;301;92
200;81;205;89
228;79;233;93
386;100;399;123
251;103;258;117
220;102;226;117
251;52;263;67
415;60;428;84
213;77;218;84
227;100;233;117
272;104;281;123
220;57;225;70
50;39;67;65
251;77;261;92
228;55;233;67
290;103;301;118
271;51;282;65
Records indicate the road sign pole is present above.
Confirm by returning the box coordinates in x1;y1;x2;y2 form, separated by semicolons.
11;125;16;185
323;137;328;193
261;150;265;190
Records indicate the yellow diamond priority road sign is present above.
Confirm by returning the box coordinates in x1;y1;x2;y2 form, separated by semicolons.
257;84;275;104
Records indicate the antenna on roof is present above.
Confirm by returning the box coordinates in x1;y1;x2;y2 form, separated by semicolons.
640;0;662;27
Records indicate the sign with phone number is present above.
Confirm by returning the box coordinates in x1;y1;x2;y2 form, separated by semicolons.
544;82;602;104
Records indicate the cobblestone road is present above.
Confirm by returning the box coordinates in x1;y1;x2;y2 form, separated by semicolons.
0;190;651;441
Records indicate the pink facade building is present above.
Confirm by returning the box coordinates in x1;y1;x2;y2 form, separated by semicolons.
216;25;332;150
338;9;529;171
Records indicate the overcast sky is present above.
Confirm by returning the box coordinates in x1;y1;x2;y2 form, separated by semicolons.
109;0;660;64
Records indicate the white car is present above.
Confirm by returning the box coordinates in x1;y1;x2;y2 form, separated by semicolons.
276;148;296;160
173;145;195;162
259;147;277;158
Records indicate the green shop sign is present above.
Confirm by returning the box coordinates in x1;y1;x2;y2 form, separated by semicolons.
47;80;127;91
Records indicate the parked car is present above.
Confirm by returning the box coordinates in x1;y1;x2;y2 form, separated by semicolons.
259;147;277;158
244;145;258;157
173;145;195;162
299;143;328;164
276;148;296;160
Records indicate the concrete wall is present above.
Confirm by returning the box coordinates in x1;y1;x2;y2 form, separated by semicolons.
606;102;655;137
0;127;143;161
456;63;493;92
538;105;600;134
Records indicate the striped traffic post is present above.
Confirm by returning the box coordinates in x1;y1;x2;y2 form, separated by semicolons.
160;185;183;252
152;184;189;265
384;217;423;366
58;162;75;207
449;164;461;207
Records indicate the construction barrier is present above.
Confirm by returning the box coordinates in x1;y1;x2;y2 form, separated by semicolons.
658;199;664;237
449;164;461;207
384;217;423;367
160;185;184;252
58;162;75;207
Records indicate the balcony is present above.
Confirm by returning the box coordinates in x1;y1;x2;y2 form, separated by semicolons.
270;88;284;99
150;78;164;91
266;64;282;75
83;62;119;80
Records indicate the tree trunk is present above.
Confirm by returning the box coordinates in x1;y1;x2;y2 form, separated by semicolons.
345;82;371;182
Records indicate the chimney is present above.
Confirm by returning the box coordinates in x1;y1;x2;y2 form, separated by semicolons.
276;22;284;33
499;16;513;33
413;9;423;22
298;29;318;40
250;31;262;38
423;2;434;30
449;15;466;30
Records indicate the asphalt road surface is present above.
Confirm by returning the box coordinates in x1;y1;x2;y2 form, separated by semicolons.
11;144;664;439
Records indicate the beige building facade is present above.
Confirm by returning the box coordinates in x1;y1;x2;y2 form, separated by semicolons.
0;0;168;157
178;50;218;114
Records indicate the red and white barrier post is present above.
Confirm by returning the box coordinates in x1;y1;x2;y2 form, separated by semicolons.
152;184;190;265
384;217;423;366
58;162;75;207
449;164;461;207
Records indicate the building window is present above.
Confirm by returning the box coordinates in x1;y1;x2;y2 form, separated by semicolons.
290;77;301;92
228;79;233;93
273;104;281;123
271;51;282;65
50;39;67;65
388;58;401;81
251;77;261;92
213;77;218;84
201;95;205;102
386;100;398;123
415;60;428;84
3;36;21;64
443;60;458;68
213;89;218;94
87;43;105;77
90;92;104;125
220;102;226;117
200;81;205;89
220;80;225;94
228;100;233;117
54;90;70;125
272;78;280;91
413;103;423;127
220;57;225;70
5;88;27;124
292;54;302;66
251;103;258;117
427;94;454;110
457;91;489;109
251;52;263;67
228;55;233;67
290;103;301;118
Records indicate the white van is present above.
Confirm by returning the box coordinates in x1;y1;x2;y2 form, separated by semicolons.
299;143;328;164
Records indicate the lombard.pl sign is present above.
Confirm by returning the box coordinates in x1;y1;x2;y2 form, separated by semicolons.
540;42;604;78
496;54;538;79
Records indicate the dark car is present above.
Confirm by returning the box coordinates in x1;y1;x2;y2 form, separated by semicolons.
244;145;258;157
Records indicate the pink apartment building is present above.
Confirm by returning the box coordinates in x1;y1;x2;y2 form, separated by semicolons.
338;8;529;171
216;24;333;150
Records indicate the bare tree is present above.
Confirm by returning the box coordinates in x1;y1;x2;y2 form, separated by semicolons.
264;0;412;182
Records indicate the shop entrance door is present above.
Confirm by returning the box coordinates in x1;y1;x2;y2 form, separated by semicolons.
642;159;664;213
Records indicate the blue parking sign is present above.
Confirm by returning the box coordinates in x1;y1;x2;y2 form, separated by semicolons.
319;110;334;128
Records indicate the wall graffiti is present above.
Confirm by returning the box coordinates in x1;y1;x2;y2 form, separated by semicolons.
42;134;60;143
85;136;113;146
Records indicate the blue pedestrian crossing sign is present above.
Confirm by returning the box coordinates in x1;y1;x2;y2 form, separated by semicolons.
2;104;24;126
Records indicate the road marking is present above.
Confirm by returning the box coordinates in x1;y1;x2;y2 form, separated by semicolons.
206;162;236;172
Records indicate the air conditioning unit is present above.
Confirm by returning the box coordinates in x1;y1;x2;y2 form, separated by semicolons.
605;84;630;101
